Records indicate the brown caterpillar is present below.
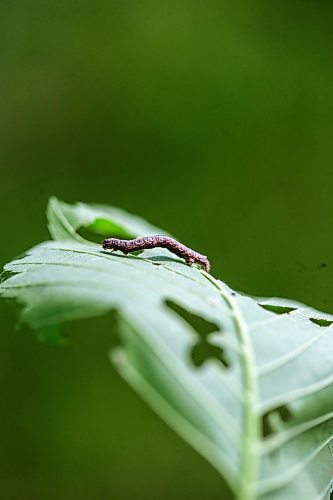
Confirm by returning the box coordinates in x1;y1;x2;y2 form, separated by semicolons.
102;235;211;273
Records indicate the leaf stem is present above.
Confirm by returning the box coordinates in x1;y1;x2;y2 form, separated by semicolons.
201;272;260;500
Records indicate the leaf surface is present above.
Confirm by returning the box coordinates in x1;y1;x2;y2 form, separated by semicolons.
1;197;332;500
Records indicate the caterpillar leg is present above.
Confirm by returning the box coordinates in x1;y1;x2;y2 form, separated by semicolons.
186;257;195;266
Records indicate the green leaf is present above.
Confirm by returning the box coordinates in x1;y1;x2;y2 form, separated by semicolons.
1;197;332;500
47;196;166;243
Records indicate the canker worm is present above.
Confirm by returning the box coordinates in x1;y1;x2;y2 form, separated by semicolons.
102;235;211;273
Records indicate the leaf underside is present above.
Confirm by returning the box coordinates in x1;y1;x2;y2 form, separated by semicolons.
1;197;332;500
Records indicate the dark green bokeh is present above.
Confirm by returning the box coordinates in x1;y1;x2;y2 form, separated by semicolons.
1;2;333;498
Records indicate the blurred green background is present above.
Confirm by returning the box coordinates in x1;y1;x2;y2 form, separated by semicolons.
1;1;333;499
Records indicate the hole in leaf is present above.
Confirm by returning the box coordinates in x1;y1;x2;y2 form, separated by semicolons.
78;219;132;244
78;227;107;244
166;300;229;369
259;304;296;315
309;318;333;327
191;341;229;368
262;405;292;438
0;270;17;284
166;300;218;336
87;218;127;236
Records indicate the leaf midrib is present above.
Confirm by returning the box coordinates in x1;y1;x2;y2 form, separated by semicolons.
203;272;260;500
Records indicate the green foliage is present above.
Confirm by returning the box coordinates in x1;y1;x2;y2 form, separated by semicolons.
1;197;332;500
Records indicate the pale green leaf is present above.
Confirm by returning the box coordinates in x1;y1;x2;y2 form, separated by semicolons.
1;197;332;500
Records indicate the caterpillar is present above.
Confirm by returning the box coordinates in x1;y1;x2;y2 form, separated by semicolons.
102;235;211;273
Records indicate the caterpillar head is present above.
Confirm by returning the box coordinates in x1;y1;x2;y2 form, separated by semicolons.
102;238;123;251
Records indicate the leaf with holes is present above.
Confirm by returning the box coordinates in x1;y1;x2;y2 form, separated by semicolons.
1;197;333;500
